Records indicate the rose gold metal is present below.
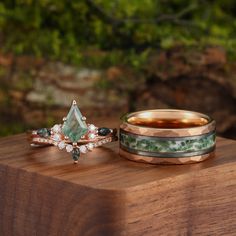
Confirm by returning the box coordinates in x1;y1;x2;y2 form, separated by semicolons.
120;109;215;137
119;148;215;165
119;109;216;165
28;129;118;146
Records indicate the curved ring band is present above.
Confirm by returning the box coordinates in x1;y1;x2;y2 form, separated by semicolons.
119;109;216;164
28;100;118;163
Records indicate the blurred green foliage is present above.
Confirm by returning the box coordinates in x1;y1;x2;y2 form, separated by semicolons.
0;0;236;67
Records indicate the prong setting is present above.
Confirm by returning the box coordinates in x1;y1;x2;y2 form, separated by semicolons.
29;100;117;164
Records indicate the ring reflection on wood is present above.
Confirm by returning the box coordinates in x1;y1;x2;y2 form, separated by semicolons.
119;109;216;164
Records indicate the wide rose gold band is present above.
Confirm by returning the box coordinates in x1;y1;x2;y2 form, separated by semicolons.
119;148;215;165
120;109;216;137
119;109;216;165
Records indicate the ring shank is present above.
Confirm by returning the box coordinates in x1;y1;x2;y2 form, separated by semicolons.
28;128;118;146
119;109;216;165
119;148;215;164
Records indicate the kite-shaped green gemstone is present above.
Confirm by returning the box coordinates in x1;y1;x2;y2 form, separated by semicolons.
62;101;88;142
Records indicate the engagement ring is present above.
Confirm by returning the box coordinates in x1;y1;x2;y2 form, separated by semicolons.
28;100;118;163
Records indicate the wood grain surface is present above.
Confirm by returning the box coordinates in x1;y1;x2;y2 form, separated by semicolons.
0;118;236;236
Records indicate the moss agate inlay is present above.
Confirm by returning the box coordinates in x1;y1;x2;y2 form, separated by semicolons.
120;130;216;158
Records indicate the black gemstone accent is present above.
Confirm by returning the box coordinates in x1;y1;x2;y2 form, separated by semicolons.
98;127;111;136
37;128;51;137
72;148;80;161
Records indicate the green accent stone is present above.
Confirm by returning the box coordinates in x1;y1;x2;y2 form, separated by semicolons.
37;128;51;137
72;148;80;161
62;103;88;142
98;127;111;136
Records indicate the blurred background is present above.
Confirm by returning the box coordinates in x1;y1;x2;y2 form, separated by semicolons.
0;0;235;138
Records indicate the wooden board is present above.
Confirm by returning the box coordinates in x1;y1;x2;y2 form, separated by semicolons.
0;119;236;236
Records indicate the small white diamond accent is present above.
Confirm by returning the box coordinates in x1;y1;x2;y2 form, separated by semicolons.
52;134;61;142
88;133;96;139
79;145;87;154
87;143;94;150
58;141;65;150
66;144;73;152
52;124;61;133
98;141;103;145
88;124;96;131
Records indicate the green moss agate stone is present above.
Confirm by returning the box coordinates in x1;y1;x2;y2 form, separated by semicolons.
37;128;51;137
72;148;80;161
62;102;88;142
120;130;216;157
